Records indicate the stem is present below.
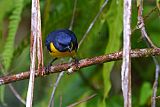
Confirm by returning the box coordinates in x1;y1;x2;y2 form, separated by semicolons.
0;48;160;86
121;0;132;106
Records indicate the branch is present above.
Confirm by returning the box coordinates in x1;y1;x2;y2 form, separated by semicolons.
8;84;26;105
67;94;97;107
0;48;160;85
48;71;64;107
137;1;160;107
26;0;41;106
78;0;109;47
48;0;78;106
69;0;77;30
132;6;157;33
122;0;132;106
137;4;156;48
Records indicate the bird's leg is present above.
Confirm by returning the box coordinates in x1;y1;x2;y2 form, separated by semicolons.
73;57;79;66
67;57;79;74
45;58;58;73
49;58;58;66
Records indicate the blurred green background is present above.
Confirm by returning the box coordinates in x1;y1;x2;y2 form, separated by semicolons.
0;0;160;107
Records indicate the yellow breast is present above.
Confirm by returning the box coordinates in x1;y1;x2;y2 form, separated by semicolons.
49;42;76;57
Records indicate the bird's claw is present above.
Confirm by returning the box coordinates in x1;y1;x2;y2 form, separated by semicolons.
67;58;80;74
74;58;80;69
45;64;52;74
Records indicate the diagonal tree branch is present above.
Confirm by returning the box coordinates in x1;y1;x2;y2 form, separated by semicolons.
67;93;97;107
78;0;109;47
48;0;78;106
48;1;110;106
8;84;26;105
132;6;157;33
0;48;160;86
137;1;160;107
69;0;77;31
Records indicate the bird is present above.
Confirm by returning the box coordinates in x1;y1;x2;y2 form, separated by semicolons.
45;29;78;69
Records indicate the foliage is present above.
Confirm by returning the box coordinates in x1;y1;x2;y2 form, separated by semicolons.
139;82;152;106
103;0;123;99
0;0;160;107
2;0;24;71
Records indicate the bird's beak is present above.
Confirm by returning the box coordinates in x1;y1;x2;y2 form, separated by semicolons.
66;46;72;52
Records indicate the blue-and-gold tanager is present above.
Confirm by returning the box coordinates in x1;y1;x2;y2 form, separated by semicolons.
45;29;78;68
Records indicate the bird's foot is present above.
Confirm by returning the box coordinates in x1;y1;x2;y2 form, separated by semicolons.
67;58;80;74
45;64;52;74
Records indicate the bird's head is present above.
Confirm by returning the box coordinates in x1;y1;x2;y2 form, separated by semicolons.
45;29;78;57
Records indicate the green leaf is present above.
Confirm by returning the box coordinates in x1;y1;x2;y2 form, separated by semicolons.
0;0;14;31
11;46;30;72
97;98;106;107
2;0;24;71
102;0;123;99
139;82;152;106
0;86;7;106
157;0;160;11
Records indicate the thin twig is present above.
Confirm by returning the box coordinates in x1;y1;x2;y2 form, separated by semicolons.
48;0;109;106
131;7;157;34
48;71;64;107
69;0;77;31
143;7;157;21
26;32;36;107
152;57;160;106
26;0;41;106
67;94;97;107
8;84;26;105
37;4;44;75
156;96;160;100
75;0;110;97
137;2;156;48
137;1;160;107
0;48;160;85
78;0;109;47
121;0;132;107
48;0;78;106
0;64;25;105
